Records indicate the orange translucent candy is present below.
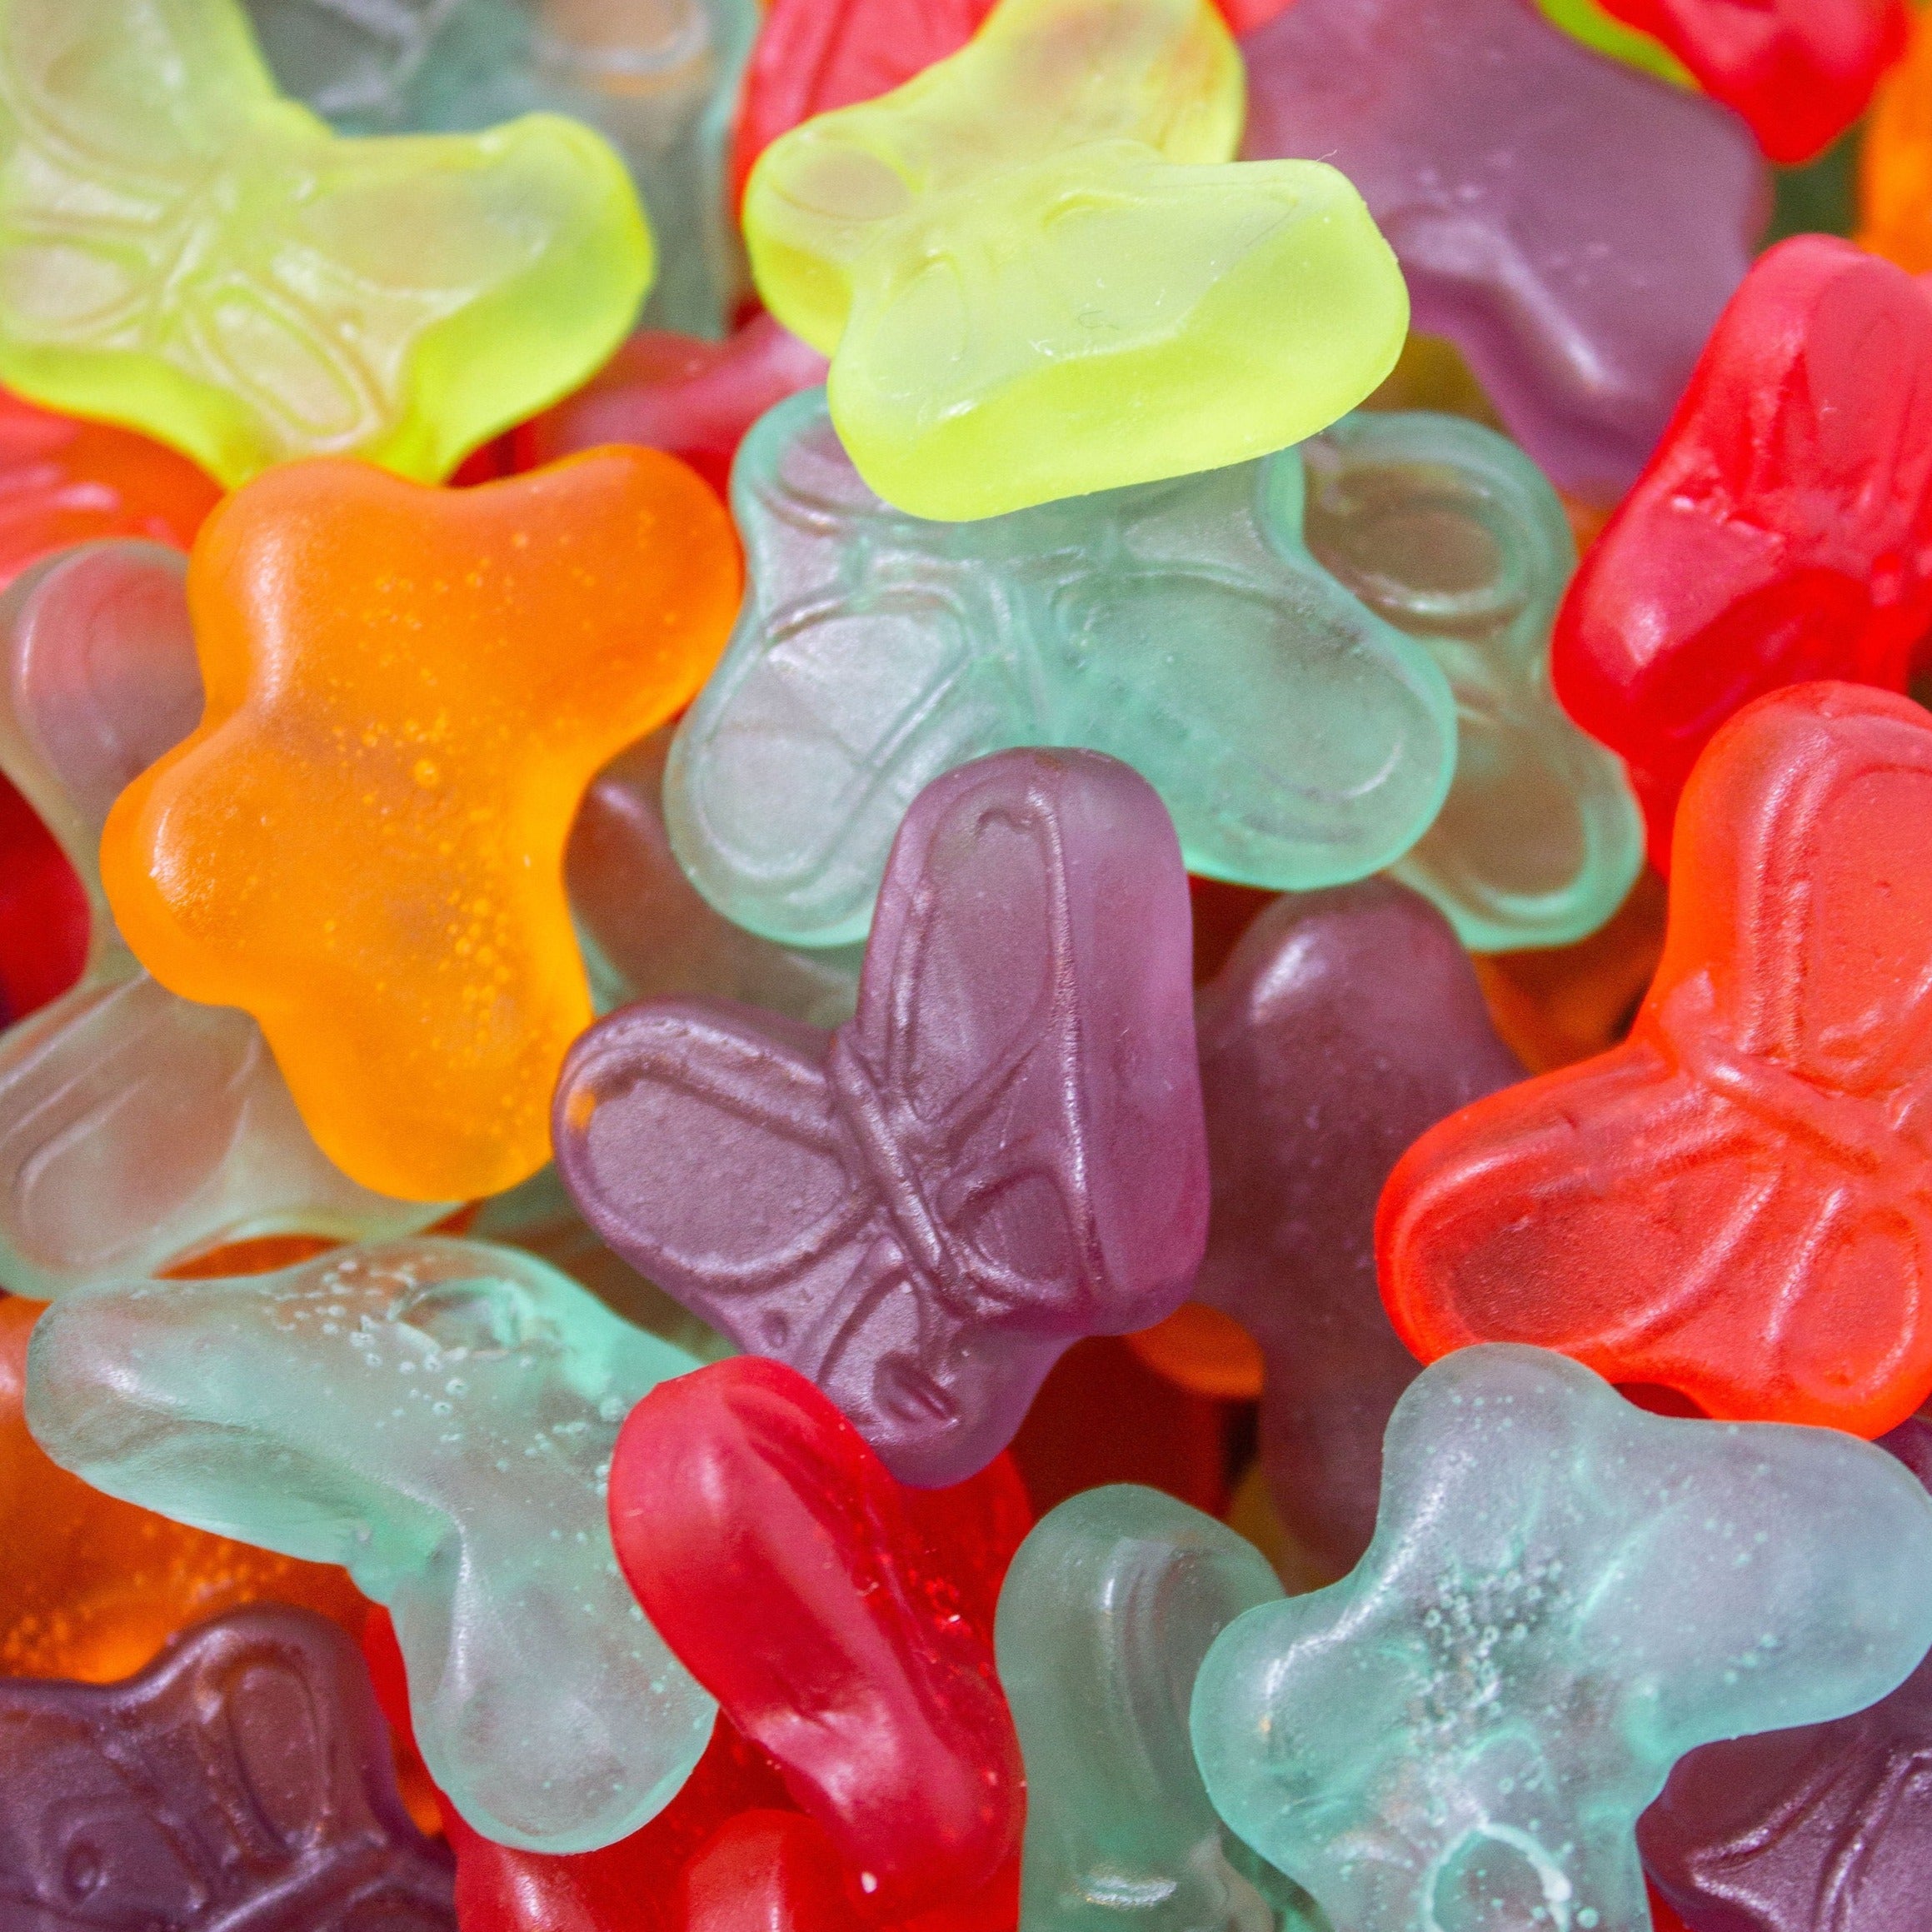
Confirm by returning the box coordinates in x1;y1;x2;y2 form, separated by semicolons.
1126;1301;1265;1400
101;452;741;1201
0;1294;366;1684
1860;2;1932;273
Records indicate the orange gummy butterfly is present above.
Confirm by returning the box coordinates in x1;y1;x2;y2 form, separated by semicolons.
1378;681;1932;1439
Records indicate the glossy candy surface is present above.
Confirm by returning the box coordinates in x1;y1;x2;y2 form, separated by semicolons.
1636;1415;1932;1932
1301;412;1642;951
0;542;441;1295
558;748;1208;1487
1861;2;1932;273
993;1485;1319;1932
0;1604;455;1931
666;390;1455;948
0;0;651;487
1380;684;1932;1439
743;0;1408;519
25;1238;716;1854
100;452;741;1202
609;1356;1027;1920
1191;1345;1932;1932
1551;236;1932;871
1241;0;1767;502
1193;881;1525;1579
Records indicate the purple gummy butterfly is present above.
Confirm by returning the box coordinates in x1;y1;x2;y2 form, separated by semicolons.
553;746;1209;1487
0;1604;453;1931
1638;1416;1932;1932
1193;879;1524;1579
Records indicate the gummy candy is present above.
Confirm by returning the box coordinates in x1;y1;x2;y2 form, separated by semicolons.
664;390;1455;948
1595;0;1907;167
0;1294;369;1683
244;0;756;337
992;1484;1321;1932
0;392;220;587
610;1356;1026;1920
1532;0;1694;87
1191;1345;1932;1932
1300;411;1643;951
0;771;87;1026
25;1237;716;1854
557;748;1208;1487
1636;1414;1932;1932
1193;881;1524;1579
1379;683;1932;1440
1860;2;1932;274
0;542;443;1295
0;1603;456;1931
676;1813;861;1931
100;451;741;1203
741;0;1409;519
1240;0;1769;502
567;726;861;1028
517;317;829;497
0;0;652;487
1550;236;1932;871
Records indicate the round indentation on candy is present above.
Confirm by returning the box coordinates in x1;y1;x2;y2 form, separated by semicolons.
1425;1822;1578;1932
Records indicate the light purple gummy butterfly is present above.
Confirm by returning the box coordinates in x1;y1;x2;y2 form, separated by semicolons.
552;746;1209;1487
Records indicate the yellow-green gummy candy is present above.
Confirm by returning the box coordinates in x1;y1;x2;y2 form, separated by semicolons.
744;0;1410;520
1534;0;1695;88
0;0;654;487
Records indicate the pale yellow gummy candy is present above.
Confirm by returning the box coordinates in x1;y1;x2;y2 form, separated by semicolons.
744;0;1410;520
0;0;654;487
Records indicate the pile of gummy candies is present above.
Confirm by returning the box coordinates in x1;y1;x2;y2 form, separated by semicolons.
7;0;1932;1926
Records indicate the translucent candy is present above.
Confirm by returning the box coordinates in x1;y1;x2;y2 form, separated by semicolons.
1241;0;1768;502
0;1605;455;1930
1531;0;1694;87
1300;412;1643;951
25;1238;716;1854
1860;2;1932;273
1191;1345;1932;1932
993;1484;1323;1932
99;452;741;1202
0;0;651;486
665;389;1455;949
0;542;442;1295
557;748;1209;1488
742;0;1408;518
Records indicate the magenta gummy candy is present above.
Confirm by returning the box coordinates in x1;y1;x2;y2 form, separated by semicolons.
1240;0;1769;500
1193;881;1523;1576
554;746;1209;1488
0;1604;454;1931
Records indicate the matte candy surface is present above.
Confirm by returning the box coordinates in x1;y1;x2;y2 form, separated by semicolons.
610;1356;1026;1920
1193;881;1524;1578
1379;684;1932;1439
1300;412;1642;951
993;1485;1319;1932
1635;1415;1932;1932
1551;236;1932;871
1191;1346;1932;1932
666;390;1455;948
743;0;1408;518
1240;0;1768;502
0;0;651;487
101;452;741;1202
0;1605;455;1931
25;1238;716;1854
558;749;1208;1487
0;542;440;1295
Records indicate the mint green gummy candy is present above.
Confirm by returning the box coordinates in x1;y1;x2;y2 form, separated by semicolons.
996;1484;1326;1932
1191;1345;1932;1932
1302;412;1644;951
666;387;1455;948
24;1237;715;1855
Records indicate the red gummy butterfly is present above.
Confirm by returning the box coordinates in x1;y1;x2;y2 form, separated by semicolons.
1378;681;1932;1440
1551;237;1932;872
553;747;1208;1489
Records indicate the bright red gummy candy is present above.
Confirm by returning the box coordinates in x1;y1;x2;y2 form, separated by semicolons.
1550;236;1932;874
1378;682;1932;1441
677;1813;861;1932
609;1356;1028;1922
1600;0;1905;166
0;770;87;1026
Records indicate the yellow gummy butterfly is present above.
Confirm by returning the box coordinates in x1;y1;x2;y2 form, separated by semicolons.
744;0;1410;521
0;0;653;487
